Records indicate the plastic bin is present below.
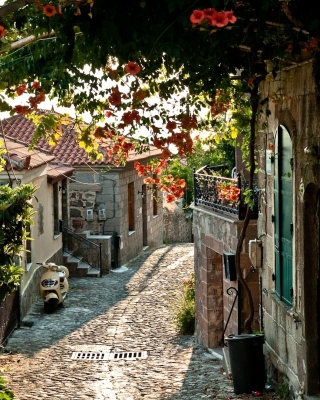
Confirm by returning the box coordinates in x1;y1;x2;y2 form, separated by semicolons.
225;334;265;394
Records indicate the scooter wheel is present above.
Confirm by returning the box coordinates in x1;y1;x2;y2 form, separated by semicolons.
44;298;58;313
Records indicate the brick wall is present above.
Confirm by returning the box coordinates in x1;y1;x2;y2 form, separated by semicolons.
193;206;259;349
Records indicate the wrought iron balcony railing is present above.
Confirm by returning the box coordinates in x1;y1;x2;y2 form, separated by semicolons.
194;165;258;220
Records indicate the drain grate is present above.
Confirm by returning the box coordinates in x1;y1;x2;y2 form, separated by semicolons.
71;352;110;360
109;351;148;360
71;350;148;361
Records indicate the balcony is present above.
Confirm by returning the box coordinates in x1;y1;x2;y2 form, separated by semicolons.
193;165;258;220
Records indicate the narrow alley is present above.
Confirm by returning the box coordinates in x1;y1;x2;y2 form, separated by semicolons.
1;244;239;400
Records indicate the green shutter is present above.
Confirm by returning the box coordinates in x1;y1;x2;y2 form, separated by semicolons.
274;126;293;306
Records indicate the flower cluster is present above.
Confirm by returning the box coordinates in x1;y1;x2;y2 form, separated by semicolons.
134;160;186;203
0;24;6;38
14;81;46;115
190;8;237;28
210;90;231;118
217;182;240;204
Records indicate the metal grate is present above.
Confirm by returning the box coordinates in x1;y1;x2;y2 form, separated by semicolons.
71;350;148;361
109;351;148;360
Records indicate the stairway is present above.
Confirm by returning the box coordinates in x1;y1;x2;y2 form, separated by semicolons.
63;251;100;277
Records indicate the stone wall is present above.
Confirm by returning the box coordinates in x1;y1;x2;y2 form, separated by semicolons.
257;60;320;395
163;204;193;243
192;206;259;349
68;165;164;268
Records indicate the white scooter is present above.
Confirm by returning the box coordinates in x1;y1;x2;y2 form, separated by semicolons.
38;262;69;313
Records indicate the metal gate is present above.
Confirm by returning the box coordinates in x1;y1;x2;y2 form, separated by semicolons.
0;290;20;345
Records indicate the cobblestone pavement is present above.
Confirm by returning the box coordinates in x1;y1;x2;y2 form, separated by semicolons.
1;244;241;400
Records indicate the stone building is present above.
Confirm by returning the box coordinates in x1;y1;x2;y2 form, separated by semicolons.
192;59;320;397
191;166;260;349
0;137;73;341
0;113;164;269
257;59;320;396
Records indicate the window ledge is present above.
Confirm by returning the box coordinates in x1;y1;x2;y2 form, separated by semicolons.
25;262;32;272
128;230;135;236
53;233;61;239
153;214;158;219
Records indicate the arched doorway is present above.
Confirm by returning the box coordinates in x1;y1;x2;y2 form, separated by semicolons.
274;125;293;305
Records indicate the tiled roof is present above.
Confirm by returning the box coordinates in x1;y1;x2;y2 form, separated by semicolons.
0;114;161;166
1;138;55;170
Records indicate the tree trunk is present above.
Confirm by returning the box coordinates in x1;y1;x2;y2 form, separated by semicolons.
235;86;259;334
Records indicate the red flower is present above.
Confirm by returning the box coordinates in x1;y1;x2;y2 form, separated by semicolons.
190;10;205;24
210;11;228;27
14;105;30;115
175;179;186;188
154;166;162;174
144;177;153;184
166;121;177;132
16;84;27;96
108;87;122;106
225;11;237;24
0;25;6;38
33;81;41;90
164;174;174;183
203;8;216;20
248;77;255;87
133;89;147;101
125;62;141;75
166;194;176;203
43;4;57;17
131;109;141;122
122;111;134;125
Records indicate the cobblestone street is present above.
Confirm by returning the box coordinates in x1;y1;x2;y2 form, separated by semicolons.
1;244;240;400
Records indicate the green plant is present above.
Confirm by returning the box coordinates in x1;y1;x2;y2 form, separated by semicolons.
0;377;14;399
174;274;195;335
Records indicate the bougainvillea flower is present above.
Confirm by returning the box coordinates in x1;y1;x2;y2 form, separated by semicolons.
190;10;205;24
248;77;255;86
203;8;216;20
210;11;228;27
131;109;141;122
225;11;237;24
164;174;174;183
124;62;141;75
161;148;171;159
122;111;134;125
166;194;176;203
14;105;30;115
122;141;134;151
154;166;162;174
160;185;169;192
144;177;153;184
0;25;6;38
133;89;147;101
16;84;27;96
43;4;57;17
108;87;122;106
166;121;177;132
175;179;186;188
32;81;41;90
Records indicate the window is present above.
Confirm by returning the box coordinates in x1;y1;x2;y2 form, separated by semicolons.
153;175;158;216
53;183;60;236
128;182;135;231
274;125;293;306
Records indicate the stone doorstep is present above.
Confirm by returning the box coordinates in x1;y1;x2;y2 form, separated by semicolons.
222;346;232;375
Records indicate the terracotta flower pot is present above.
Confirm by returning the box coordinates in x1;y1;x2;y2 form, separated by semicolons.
72;217;84;233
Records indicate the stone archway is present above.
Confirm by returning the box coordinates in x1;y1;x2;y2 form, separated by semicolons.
303;182;320;394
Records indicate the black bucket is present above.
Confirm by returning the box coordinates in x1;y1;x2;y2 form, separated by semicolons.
225;334;265;394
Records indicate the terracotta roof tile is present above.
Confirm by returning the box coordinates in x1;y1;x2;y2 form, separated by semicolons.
0;114;162;166
0;138;55;170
